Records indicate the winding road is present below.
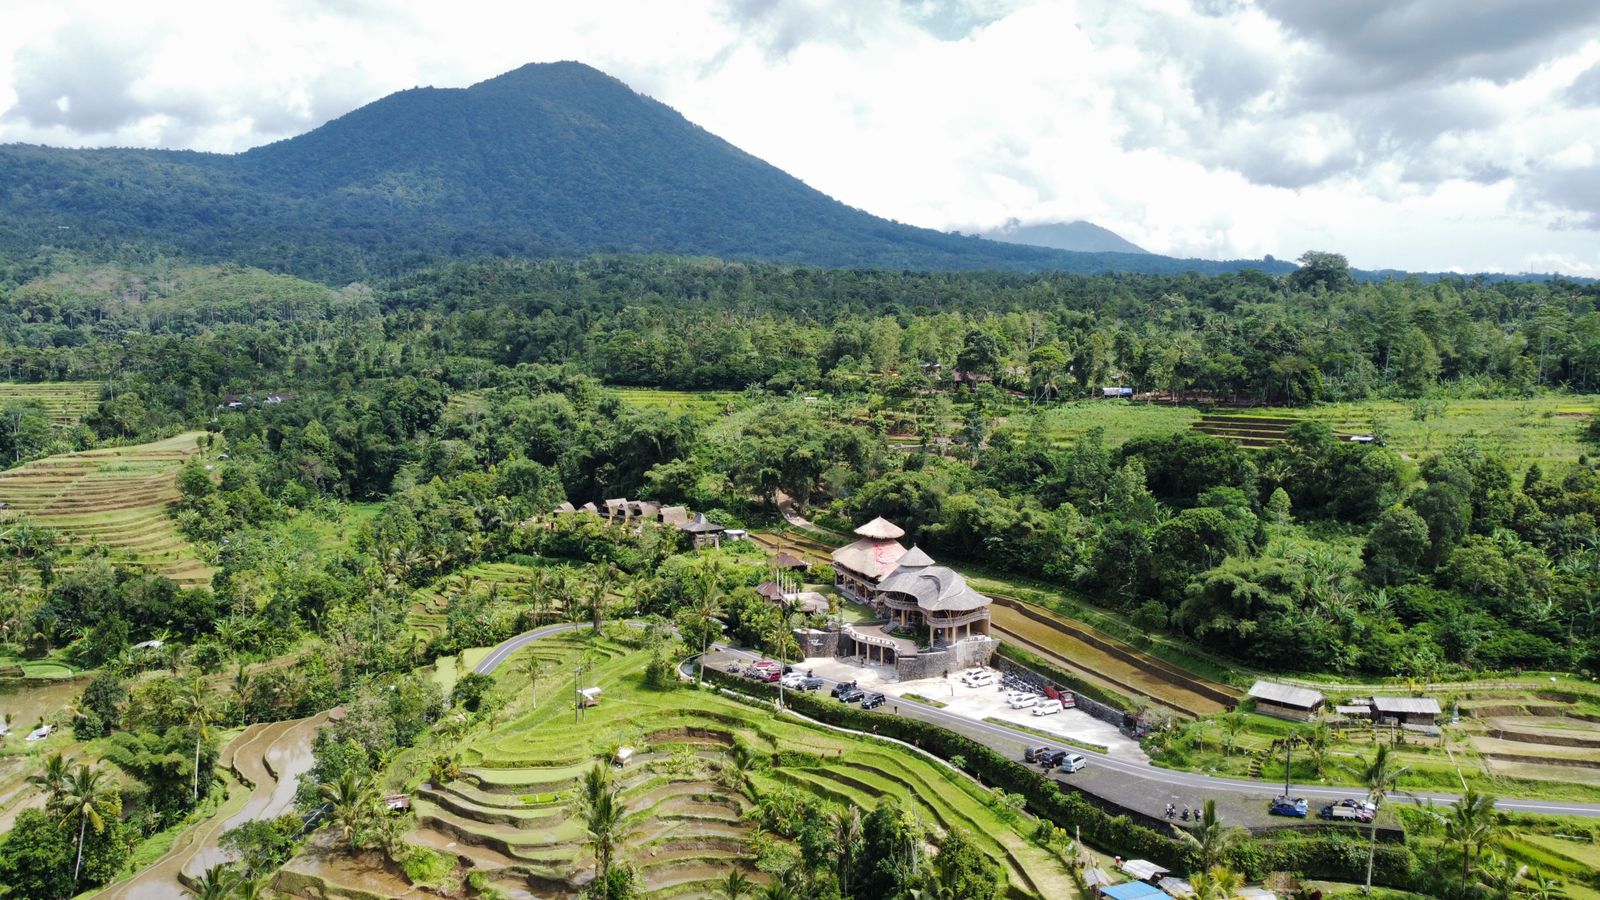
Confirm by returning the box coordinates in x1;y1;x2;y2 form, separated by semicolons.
475;624;1600;821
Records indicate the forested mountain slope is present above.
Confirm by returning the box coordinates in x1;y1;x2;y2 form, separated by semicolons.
0;62;1291;282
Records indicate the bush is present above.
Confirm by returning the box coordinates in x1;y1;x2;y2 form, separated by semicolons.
451;673;494;712
400;845;457;887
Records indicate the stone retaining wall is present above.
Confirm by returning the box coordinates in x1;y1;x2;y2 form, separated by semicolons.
895;638;995;680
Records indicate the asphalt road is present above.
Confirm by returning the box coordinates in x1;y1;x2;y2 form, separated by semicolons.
475;625;1600;820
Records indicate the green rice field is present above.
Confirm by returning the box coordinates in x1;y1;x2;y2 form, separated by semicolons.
0;381;102;424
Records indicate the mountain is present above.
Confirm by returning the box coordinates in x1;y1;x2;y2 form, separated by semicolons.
0;61;1291;281
979;219;1148;255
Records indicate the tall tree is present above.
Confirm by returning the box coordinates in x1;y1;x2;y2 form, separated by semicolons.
175;671;216;802
60;761;114;883
1355;745;1410;894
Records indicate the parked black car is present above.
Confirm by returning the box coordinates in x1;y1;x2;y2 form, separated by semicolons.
1045;750;1069;767
861;692;887;710
837;687;866;703
831;681;858;699
799;676;825;691
1023;746;1052;764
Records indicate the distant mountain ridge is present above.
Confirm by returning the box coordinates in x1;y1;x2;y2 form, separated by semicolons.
0;61;1287;282
980;219;1148;255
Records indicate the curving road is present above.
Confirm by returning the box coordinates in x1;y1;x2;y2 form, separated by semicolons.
476;626;1600;820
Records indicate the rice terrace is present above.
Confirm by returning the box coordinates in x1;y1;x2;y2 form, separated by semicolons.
0;431;214;587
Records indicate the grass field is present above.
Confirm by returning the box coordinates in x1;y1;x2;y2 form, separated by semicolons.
350;633;1079;899
0;431;214;587
0;381;101;424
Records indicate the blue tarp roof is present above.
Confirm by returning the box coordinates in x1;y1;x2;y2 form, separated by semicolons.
1101;883;1168;900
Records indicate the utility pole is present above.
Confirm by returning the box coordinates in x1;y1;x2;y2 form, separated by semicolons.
1283;737;1293;799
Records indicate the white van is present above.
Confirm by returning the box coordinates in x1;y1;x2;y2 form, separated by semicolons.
1060;753;1087;773
1032;699;1064;716
963;671;995;688
1008;693;1039;709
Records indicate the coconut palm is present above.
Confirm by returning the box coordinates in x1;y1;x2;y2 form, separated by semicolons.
319;768;379;855
27;751;71;802
188;864;241;898
718;869;753;900
1442;788;1498;879
584;779;624;879
1521;868;1563;900
1184;800;1244;871
1305;720;1332;776
768;613;798;709
1189;865;1245;900
518;652;548;707
60;761;114;882
688;563;726;687
1353;744;1410;894
1474;854;1528;900
1216;711;1246;756
175;671;215;801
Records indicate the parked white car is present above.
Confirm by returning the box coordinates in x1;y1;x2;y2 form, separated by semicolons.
963;671;995;688
780;672;805;688
1008;694;1039;709
1060;753;1087;773
1032;699;1064;716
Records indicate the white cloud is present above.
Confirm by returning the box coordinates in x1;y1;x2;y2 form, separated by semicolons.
1;0;1599;275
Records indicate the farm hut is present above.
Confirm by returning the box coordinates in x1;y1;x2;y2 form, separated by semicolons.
1248;681;1326;721
1083;868;1114;888
580;502;600;515
724;528;747;542
679;513;726;549
613;747;634;767
1119;859;1170;883
578;687;603;708
659;505;690;527
553;501;577;515
756;581;786;602
773;551;810;571
1098;882;1168;900
1370;696;1441;726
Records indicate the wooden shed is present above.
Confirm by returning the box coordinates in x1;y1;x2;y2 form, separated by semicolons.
1370;696;1441;726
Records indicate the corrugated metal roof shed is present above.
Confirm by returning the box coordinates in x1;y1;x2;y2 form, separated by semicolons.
1248;681;1325;709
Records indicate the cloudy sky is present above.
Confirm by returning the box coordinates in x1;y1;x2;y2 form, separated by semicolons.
3;0;1600;275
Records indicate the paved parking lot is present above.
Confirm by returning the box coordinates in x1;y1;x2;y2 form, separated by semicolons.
800;657;1144;759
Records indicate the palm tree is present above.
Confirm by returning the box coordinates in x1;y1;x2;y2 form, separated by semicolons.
584;781;624;880
1189;865;1245;900
188;864;241;898
1474;854;1528;900
518;652;548;708
689;563;726;687
60;761;114;882
1184;800;1244;871
1217;711;1246;756
1354;744;1410;894
319;769;378;855
833;807;861;896
1442;788;1498;880
1521;868;1563;900
27;751;71;803
768;613;798;709
1306;720;1332;777
582;572;610;633
718;869;752;900
758;870;803;900
175;671;215;802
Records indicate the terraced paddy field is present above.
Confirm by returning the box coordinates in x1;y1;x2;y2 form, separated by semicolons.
407;561;547;642
0;432;214;587
0;380;101;423
307;633;1078;900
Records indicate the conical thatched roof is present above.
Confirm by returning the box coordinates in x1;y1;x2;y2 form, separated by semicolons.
853;516;905;540
895;545;935;568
